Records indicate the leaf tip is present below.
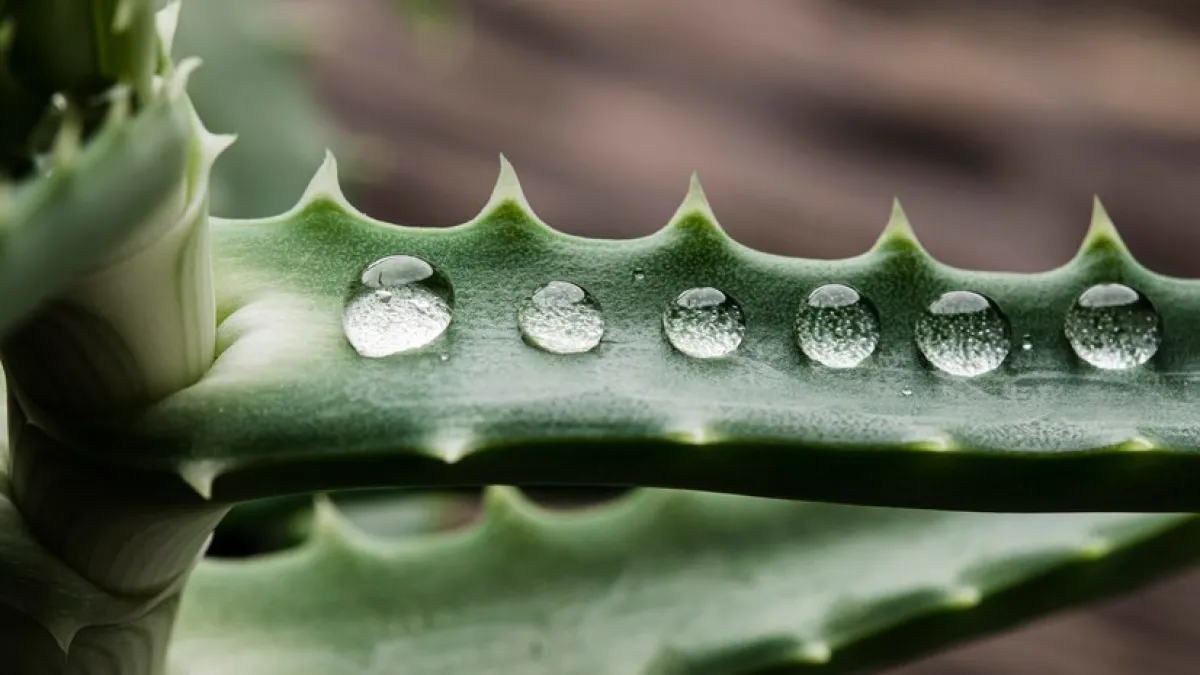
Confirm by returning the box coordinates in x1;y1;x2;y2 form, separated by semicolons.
1076;197;1131;260
909;434;957;453
944;585;983;608
202;131;238;164
871;199;926;256
427;429;476;464
481;485;538;525
156;1;184;55
179;460;224;500
1078;536;1114;560
296;149;354;211
665;172;726;240
310;493;356;543
477;154;540;224
1116;434;1158;452
665;417;720;445
168;56;202;100
796;640;832;664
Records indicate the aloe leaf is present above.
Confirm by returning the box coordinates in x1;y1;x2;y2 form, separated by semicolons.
80;157;1200;512
171;488;1199;675
0;92;190;337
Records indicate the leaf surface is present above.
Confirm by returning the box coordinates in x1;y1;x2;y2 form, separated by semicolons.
91;159;1200;511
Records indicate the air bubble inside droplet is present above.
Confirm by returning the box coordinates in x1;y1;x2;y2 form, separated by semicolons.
343;255;453;357
915;291;1010;377
518;281;605;354
795;283;880;368
1064;283;1160;370
662;287;745;358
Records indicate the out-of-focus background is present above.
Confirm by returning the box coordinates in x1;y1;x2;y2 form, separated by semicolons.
188;0;1200;672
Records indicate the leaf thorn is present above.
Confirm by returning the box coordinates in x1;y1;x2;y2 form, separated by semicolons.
797;640;832;664
179;460;224;500
871;199;927;257
945;585;982;608
665;172;726;239
156;1;184;55
476;154;541;225
1076;198;1131;260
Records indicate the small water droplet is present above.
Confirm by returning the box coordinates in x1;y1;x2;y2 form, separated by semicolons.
662;287;745;358
915;291;1010;377
632;268;646;282
343;255;453;357
900;388;913;397
1021;334;1033;351
518;281;605;354
439;352;450;362
1064;283;1161;370
795;283;880;368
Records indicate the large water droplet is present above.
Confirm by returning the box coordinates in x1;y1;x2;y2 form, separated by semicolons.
343;255;453;357
518;281;605;354
1064;283;1161;370
662;287;745;358
915;291;1010;377
795;283;880;368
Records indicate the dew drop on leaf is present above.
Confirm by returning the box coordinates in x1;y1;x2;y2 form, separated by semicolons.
343;255;454;357
1064;283;1161;370
915;290;1010;377
795;283;880;368
662;287;745;358
518;281;605;354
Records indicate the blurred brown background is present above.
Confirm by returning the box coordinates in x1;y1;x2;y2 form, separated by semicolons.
279;0;1200;672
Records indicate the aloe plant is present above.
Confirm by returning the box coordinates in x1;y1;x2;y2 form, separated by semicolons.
1;2;1198;674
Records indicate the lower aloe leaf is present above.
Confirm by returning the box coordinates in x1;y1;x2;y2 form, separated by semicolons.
87;158;1200;512
172;488;1199;675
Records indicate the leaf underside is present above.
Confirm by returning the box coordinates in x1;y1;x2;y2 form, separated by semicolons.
172;488;1200;675
75;159;1200;512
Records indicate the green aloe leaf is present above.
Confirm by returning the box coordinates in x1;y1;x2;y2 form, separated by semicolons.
0;92;190;336
87;157;1200;512
172;488;1200;674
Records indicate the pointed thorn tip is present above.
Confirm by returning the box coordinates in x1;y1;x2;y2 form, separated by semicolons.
871;199;925;254
1078;197;1129;258
665;172;724;237
180;461;222;500
297;150;351;208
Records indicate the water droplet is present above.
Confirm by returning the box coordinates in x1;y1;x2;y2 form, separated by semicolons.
1021;334;1033;351
632;268;646;282
795;283;880;368
343;255;453;357
518;281;605;354
915;291;1010;377
1064;283;1161;370
439;352;450;362
662;287;745;358
900;388;913;397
